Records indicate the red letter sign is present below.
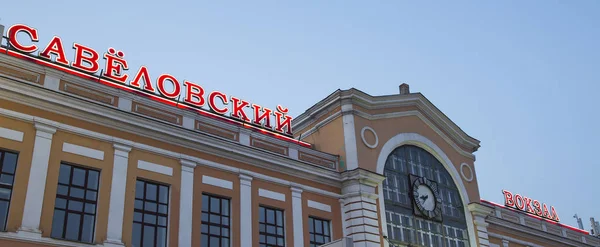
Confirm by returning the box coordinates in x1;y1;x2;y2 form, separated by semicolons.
72;43;100;73
183;81;205;107
7;24;39;53
39;36;69;65
156;74;181;99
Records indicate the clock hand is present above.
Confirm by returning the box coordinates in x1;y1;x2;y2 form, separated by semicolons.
420;195;428;202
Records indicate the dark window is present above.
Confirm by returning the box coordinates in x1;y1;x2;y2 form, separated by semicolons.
0;150;18;231
201;194;230;247
259;206;285;247
308;217;331;247
132;180;169;247
50;163;99;243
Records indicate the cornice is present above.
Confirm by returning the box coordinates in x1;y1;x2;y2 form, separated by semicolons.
487;216;592;247
293;88;481;153
0;76;343;188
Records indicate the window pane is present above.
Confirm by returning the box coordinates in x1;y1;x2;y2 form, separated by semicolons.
202;195;209;211
81;215;94;243
132;223;142;247
158;204;168;214
55;198;66;209
222;199;229;216
86;191;97;201
69;187;84;199
65;213;81;241
68;201;83;212
72;168;86;187
1;152;17;174
135;199;143;210
0;200;9;231
146;184;157;201
58;164;71;184
0;188;10;200
135;181;144;199
85;203;96;214
87;171;99;190
50;209;65;238
157;227;167;247
143;225;155;247
145;202;157;212
201;234;209;247
57;185;68;196
134;212;143;222
0;174;13;186
267;209;274;224
210;237;219;247
276;210;283;226
159;186;168;204
211;197;220;214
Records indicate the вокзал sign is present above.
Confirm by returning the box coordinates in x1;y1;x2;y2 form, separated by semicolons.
1;23;309;146
502;190;560;222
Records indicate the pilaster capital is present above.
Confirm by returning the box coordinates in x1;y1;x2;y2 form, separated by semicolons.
180;159;197;173
34;122;56;139
239;174;253;186
291;187;303;198
468;202;494;217
341;168;386;187
113;143;132;158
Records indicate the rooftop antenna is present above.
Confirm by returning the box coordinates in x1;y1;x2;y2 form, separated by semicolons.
574;214;584;230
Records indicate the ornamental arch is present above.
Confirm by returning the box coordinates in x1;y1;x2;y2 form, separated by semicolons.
376;133;477;247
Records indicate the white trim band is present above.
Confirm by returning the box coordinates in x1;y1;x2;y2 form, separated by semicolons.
137;160;173;176
307;200;332;212
202;175;233;190
62;142;105;160
259;188;286;202
0;127;24;142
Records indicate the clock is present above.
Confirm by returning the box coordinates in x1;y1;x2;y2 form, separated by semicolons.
410;174;443;221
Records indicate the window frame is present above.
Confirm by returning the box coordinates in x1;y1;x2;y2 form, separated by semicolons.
308;216;331;247
200;193;231;247
258;205;286;247
50;162;100;243
132;178;170;247
0;149;19;232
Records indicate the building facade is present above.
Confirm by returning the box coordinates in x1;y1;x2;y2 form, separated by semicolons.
0;22;598;247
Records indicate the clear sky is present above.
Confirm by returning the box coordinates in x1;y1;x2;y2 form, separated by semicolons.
2;1;598;229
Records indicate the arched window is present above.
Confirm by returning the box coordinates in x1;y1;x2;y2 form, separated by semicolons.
383;145;469;247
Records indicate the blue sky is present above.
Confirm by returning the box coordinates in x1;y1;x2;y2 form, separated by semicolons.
2;1;598;229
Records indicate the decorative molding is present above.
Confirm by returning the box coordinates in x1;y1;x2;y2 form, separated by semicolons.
292;89;480;153
0;77;341;184
137;160;173;176
62;142;105;160
460;163;474;182
258;188;286;202
360;126;378;149
59;80;118;107
132;102;183;126
0;126;24;142
0;106;343;199
202;175;233;190
307;200;332;212
250;137;288;155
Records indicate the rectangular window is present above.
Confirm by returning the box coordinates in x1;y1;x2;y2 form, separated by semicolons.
259;206;285;247
308;217;331;247
0;150;18;231
132;179;169;247
50;163;99;243
201;194;230;247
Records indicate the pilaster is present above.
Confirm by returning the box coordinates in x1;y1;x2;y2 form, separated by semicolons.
340;169;386;247
468;203;494;247
104;143;132;247
18;123;56;237
291;187;304;247
239;174;253;247
179;159;197;247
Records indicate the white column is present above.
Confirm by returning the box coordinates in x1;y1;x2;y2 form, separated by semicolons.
179;160;197;247
104;144;131;246
104;144;132;246
502;239;509;247
291;187;304;247
239;174;253;247
19;123;56;237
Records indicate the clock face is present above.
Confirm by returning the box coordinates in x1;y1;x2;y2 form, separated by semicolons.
410;175;443;221
416;184;436;211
